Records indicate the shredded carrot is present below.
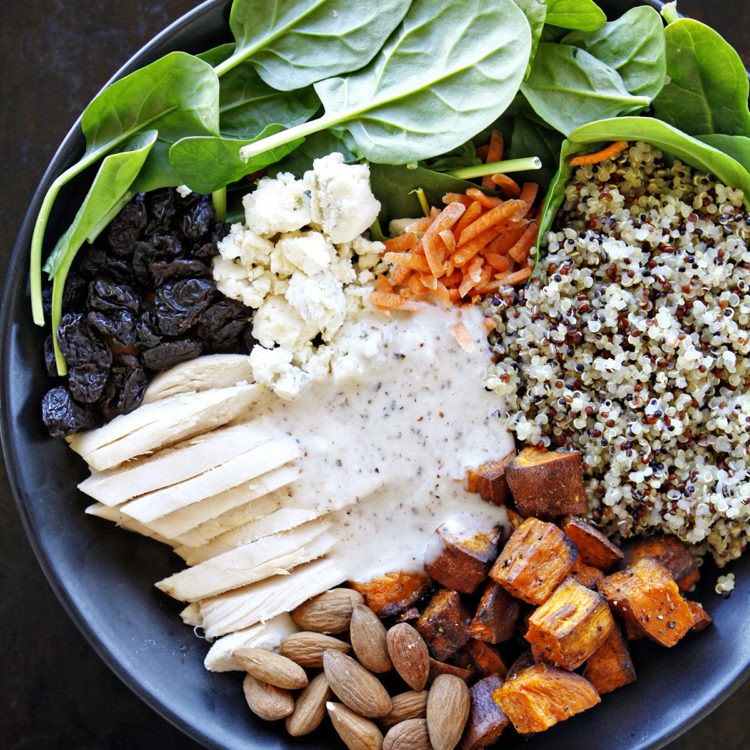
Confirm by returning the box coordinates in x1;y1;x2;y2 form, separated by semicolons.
384;232;418;253
390;264;411;285
486;221;528;255
369;290;421;310
452;200;483;239
494;265;533;287
457;199;525;247
507;221;539;264
450;225;504;267
466;188;502;209
450;322;475;352
376;274;394;294
405;216;433;234
438;229;456;254
518;182;539;216
481;130;505;191
570;141;629;167
485;252;512;273
384;252;431;273
491;173;521;199
475;144;490;161
442;192;472;207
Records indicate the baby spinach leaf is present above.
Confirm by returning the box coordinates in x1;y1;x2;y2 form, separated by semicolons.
567;117;750;205
240;0;532;165
521;43;650;136
697;134;750;171
421;141;482;173
506;113;565;189
369;163;498;226
215;0;412;89
562;6;667;99
46;131;158;374
545;0;606;31
652;19;750;137
30;52;220;325
169;125;303;194
511;0;547;73
272;131;357;178
534;138;591;265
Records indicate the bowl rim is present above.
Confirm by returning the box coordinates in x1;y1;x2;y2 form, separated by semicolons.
1;1;748;749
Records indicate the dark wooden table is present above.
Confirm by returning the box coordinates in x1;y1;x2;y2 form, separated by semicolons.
1;1;748;748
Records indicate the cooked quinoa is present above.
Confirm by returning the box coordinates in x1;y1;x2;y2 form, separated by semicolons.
484;142;750;565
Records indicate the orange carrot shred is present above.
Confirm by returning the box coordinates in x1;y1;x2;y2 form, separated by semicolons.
384;232;418;253
442;192;472;207
390;264;411;286
405;216;433;234
384;252;431;273
376;274;394;294
508;221;539;264
491;173;521;199
439;229;456;254
485;252;512;273
518;182;539;216
570;141;628;167
480;130;505;191
494;265;533;287
451;225;504;267
457;199;525;247
459;271;476;299
466;188;502;208
452;200;483;239
475;144;490;160
450;322;475;352
369;290;421;310
486;222;528;255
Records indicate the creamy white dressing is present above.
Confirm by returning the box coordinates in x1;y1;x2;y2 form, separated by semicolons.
246;304;514;582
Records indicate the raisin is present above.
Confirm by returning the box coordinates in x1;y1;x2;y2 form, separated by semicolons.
181;194;215;240
141;339;203;371
195;298;250;340
41;386;99;438
87;309;136;348
108;194;147;257
101;354;148;420
41;273;87;318
87;279;140;314
150;258;211;286
68;363;110;404
194;221;230;262
145;188;177;234
56;313;112;370
151;278;215;336
43;335;58;378
77;247;134;283
133;311;163;349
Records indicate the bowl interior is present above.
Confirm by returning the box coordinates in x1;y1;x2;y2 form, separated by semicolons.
1;1;748;749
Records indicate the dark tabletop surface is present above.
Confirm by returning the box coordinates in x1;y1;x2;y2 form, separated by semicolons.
1;1;749;748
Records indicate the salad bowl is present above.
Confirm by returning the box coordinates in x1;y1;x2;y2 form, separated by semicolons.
1;0;748;748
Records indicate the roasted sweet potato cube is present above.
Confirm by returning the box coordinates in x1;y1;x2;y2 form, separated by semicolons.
460;675;510;750
490;518;577;604
466;451;515;506
582;625;636;694
416;589;472;660
349;571;430;617
525;578;615;670
506;650;536;681
492;663;600;734
687;600;712;632
462;639;507;678
560;517;624;571
469;581;520;644
505;447;587;517
506;508;524;531
598;556;694;647
621;535;699;591
424;514;502;594
624;618;646;641
428;657;475;686
569;557;605;590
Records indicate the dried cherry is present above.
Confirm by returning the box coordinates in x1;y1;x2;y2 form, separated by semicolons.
41;386;99;438
151;278;215;336
108;194;147;257
68;363;110;404
181;194;215;240
56;313;112;370
141;339;203;371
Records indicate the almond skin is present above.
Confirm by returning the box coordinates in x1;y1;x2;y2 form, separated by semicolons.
379;691;428;729
324;650;392;718
233;647;308;690
327;701;384;750
386;623;430;691
351;604;393;674
242;674;294;721
383;718;431;750
292;588;364;633
286;672;332;737
281;631;351;667
426;674;471;750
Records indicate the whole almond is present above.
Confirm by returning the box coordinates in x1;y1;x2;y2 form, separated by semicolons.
285;672;332;737
292;588;364;633
281;631;351;667
426;674;471;750
383;719;431;750
379;690;428;729
386;623;429;691
327;701;384;750
242;674;294;721
323;650;392;718
351;604;392;673
233;647;308;689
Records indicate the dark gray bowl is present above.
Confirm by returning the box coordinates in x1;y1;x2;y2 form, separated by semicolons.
1;1;747;748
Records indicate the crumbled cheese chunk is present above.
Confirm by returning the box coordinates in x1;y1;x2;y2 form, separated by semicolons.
176;184;193;198
304;153;381;244
212;152;388;398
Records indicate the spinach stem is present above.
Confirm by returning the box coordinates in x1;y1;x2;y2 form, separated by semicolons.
409;188;430;217
448;156;542;180
212;188;227;222
50;250;77;376
370;218;386;242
